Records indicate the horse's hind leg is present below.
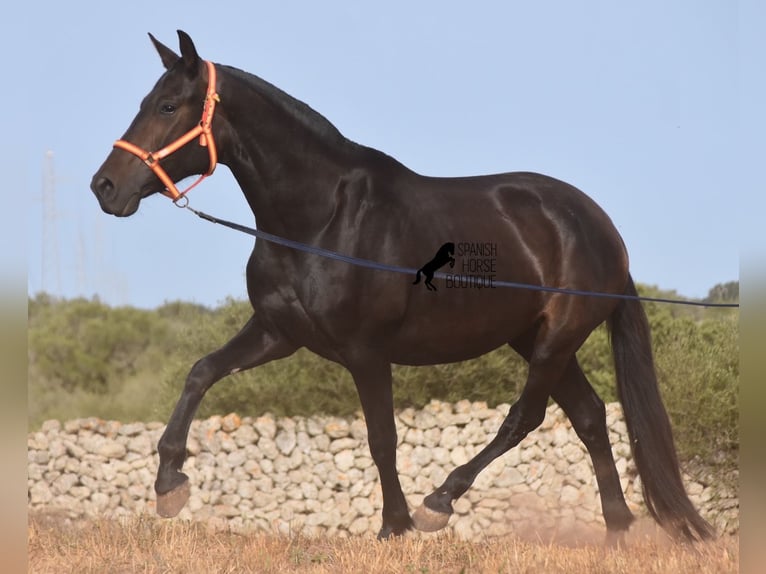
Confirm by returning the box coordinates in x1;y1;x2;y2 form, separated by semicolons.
551;359;634;545
412;324;574;532
155;314;294;517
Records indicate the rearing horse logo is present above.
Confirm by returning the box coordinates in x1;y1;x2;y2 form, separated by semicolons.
413;242;455;291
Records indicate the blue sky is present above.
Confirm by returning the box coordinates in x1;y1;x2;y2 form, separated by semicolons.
15;1;759;309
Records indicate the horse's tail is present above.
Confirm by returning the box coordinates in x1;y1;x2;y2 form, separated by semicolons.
413;269;422;285
608;274;714;542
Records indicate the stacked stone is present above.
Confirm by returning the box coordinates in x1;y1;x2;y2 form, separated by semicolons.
27;401;738;538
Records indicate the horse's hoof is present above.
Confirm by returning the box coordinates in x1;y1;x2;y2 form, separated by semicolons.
156;479;191;518
411;504;451;532
377;525;406;540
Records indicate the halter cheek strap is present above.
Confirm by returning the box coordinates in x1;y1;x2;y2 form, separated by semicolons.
113;60;220;204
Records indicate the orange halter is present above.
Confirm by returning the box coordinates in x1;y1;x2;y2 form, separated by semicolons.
113;60;220;204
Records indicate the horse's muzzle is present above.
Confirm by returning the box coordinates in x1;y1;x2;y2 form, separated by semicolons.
90;174;140;217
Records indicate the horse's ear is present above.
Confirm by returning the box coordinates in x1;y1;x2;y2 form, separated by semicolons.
148;33;179;70
177;30;201;77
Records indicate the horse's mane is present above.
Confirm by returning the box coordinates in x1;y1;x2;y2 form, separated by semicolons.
220;64;357;150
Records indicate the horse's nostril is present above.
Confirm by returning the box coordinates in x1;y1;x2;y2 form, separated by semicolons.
92;176;114;199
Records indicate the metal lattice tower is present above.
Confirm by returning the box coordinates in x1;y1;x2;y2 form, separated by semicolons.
41;150;61;295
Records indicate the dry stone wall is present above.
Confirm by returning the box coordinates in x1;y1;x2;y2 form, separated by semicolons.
27;401;738;539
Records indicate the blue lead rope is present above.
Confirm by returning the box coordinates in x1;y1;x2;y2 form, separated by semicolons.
186;206;739;309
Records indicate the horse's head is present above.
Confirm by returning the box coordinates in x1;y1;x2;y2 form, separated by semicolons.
91;31;218;216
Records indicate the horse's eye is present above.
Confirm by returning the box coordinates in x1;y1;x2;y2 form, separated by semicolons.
159;103;177;115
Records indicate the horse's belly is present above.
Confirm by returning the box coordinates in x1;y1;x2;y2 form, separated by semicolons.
388;289;539;365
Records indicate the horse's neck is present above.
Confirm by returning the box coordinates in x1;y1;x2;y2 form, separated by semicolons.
216;71;355;237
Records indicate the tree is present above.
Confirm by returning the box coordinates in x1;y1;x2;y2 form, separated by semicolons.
704;281;739;304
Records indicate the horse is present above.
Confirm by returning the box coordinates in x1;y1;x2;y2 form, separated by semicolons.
90;30;714;543
413;242;456;291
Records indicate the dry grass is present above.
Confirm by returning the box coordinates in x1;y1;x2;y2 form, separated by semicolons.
28;511;738;574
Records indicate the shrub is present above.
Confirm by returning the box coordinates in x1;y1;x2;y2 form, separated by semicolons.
28;285;738;479
650;310;739;476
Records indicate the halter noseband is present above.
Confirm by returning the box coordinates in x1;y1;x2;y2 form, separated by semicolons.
113;60;220;204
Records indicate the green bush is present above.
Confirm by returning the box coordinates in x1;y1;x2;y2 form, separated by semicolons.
28;284;738;480
29;295;169;394
28;295;205;426
650;310;739;475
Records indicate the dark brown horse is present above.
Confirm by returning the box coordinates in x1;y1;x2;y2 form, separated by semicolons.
91;31;714;543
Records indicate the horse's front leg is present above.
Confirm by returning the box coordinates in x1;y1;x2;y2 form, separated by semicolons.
155;313;294;517
347;356;413;538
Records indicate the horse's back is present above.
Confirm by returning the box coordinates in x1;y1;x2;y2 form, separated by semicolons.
401;170;629;287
